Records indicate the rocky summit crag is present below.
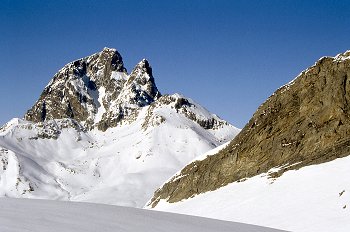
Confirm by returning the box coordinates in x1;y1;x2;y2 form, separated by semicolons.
25;47;160;131
150;50;350;206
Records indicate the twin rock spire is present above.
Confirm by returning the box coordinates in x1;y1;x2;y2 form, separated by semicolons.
25;47;161;130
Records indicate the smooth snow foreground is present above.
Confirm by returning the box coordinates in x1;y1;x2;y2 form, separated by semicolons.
0;198;284;232
153;155;350;232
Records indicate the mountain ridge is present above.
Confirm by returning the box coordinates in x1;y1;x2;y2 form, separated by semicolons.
149;49;350;206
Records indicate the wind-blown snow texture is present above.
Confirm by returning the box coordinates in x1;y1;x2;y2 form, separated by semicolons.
0;198;284;232
153;154;350;232
0;48;240;207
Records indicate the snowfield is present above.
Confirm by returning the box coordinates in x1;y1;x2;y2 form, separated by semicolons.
152;154;350;232
0;95;239;208
0;198;285;232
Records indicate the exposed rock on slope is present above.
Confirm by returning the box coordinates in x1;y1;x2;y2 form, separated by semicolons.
150;50;350;206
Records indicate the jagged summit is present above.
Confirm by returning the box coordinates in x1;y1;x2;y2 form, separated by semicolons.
24;48;162;130
128;59;155;86
99;47;127;73
123;58;161;107
23;48;232;133
128;59;153;82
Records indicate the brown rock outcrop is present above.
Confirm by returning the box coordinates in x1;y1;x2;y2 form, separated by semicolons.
150;51;350;207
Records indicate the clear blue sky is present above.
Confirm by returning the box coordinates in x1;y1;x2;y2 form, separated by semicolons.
1;0;350;128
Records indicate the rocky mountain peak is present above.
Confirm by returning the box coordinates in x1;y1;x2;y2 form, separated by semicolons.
24;48;159;130
137;59;152;73
99;47;127;73
25;48;128;126
96;58;161;131
24;48;235;133
0;47;240;208
128;59;153;85
120;58;161;107
149;49;350;207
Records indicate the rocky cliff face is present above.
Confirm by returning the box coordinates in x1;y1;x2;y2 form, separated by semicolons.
25;48;160;131
150;50;350;207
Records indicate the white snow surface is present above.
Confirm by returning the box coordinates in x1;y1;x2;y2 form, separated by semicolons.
153;154;350;232
0;97;240;208
111;71;128;81
94;86;106;123
0;198;284;232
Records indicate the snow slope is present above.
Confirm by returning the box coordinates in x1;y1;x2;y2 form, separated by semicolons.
0;198;285;232
0;95;240;207
153;154;350;232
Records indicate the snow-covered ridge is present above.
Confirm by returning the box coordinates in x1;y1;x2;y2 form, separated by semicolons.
0;77;240;207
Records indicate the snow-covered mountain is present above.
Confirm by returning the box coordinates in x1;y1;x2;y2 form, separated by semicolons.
0;48;240;207
149;51;350;231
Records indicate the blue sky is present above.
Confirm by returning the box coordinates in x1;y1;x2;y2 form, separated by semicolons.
1;0;350;128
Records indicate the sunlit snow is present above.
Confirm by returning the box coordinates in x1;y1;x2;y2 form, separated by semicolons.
153;154;350;232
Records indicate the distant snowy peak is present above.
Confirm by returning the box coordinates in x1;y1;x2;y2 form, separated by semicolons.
118;58;161;107
0;47;241;208
25;47;128;127
23;47;235;133
24;48;163;131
